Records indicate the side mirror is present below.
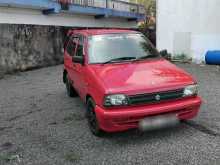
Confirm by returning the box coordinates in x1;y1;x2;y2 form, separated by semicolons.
159;49;168;57
159;49;171;60
72;56;84;65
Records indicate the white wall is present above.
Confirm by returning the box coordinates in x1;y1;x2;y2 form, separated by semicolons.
157;0;220;63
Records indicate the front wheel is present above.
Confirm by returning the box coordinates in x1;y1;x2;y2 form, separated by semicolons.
86;98;104;136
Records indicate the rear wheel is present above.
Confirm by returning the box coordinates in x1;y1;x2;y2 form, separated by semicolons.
65;74;78;97
86;98;103;136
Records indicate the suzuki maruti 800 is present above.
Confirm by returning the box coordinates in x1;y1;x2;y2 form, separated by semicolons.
63;29;202;136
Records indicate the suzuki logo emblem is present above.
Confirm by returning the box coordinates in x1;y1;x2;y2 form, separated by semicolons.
155;94;161;101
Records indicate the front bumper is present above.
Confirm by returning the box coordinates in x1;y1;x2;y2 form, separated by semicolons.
95;96;202;132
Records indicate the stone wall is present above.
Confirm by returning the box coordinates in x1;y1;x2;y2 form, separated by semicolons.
0;24;67;77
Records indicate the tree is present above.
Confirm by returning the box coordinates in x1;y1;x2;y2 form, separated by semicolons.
130;0;157;45
130;0;156;16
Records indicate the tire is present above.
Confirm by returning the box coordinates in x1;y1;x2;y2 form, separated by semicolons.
65;74;78;97
86;98;104;136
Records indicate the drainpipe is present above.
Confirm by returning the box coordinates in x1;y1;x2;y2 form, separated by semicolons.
106;0;108;8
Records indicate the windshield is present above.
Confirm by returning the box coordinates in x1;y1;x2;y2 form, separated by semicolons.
88;33;160;64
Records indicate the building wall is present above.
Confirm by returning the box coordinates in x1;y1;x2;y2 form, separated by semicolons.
0;6;137;28
0;24;65;77
157;0;220;63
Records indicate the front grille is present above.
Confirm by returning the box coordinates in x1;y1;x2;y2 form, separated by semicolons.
128;89;184;105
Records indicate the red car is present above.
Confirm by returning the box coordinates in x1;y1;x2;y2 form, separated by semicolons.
63;29;202;136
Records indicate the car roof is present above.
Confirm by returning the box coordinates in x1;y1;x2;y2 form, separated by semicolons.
68;29;138;36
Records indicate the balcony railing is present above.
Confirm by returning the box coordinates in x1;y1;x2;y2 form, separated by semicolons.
0;0;145;21
53;0;145;14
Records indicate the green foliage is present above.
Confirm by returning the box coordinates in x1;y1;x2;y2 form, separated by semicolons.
0;154;19;162
172;53;192;63
63;113;85;123
131;0;156;41
130;0;156;15
64;151;81;162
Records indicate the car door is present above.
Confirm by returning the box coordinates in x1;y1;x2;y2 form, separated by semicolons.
64;35;77;85
72;35;86;98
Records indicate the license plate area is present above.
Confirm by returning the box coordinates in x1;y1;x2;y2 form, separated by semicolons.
139;114;179;131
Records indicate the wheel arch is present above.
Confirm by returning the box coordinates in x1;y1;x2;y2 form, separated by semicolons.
86;94;97;108
86;94;93;104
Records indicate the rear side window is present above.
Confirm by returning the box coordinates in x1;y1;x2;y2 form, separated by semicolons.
66;35;84;57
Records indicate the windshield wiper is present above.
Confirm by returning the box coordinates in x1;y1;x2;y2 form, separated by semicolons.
135;55;158;61
103;57;136;64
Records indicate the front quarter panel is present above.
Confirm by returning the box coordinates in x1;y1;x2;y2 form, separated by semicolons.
84;66;106;106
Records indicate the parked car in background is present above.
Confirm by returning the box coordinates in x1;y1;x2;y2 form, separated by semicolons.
63;29;202;136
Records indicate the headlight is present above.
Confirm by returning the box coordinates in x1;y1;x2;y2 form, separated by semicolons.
104;94;129;106
183;84;198;97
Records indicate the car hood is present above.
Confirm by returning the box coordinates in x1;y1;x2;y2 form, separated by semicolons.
89;59;195;95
